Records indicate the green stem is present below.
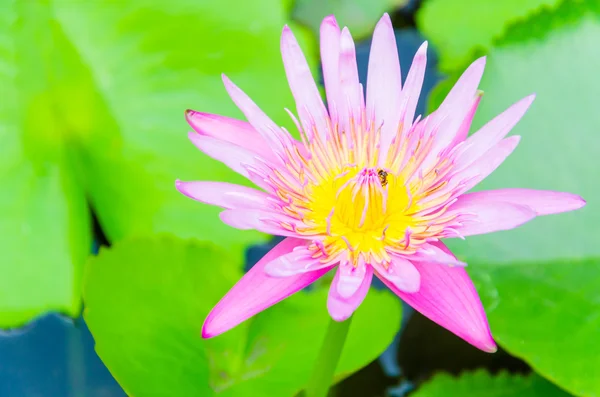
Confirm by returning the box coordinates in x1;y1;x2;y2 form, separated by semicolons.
305;315;353;397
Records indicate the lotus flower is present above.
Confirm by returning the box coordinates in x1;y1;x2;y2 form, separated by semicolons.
176;14;585;352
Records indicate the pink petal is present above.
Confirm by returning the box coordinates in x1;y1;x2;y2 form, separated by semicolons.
409;243;467;267
458;189;586;216
338;27;362;129
281;25;329;139
185;110;279;163
336;260;368;298
367;13;402;153
395;42;427;148
380;242;497;352
219;209;306;238
454;135;521;194
456;94;535;166
175;180;270;210
449;198;537;236
373;256;420;293
441;57;486;113
264;246;336;277
320;15;341;123
188;132;267;183
202;238;333;338
327;265;373;321
421;58;486;169
450;91;483;147
222;75;292;152
435;57;486;134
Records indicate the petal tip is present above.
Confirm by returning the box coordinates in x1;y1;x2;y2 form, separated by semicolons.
221;73;232;85
507;135;521;145
416;41;428;57
322;15;339;28
573;195;587;209
175;179;191;196
201;318;218;339
340;26;353;39
187;130;199;141
480;337;498;353
185;109;199;127
379;12;392;26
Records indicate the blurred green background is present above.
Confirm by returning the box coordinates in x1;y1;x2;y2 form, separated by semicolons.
0;0;598;396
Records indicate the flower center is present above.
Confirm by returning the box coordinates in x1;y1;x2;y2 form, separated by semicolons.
302;166;417;265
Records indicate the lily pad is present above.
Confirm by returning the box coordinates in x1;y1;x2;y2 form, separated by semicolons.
471;258;600;397
83;236;402;396
293;0;408;40
412;369;572;396
0;1;92;327
417;0;562;71
1;0;315;326
447;0;599;263
432;3;600;395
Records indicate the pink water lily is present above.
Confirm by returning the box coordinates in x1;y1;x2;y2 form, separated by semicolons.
176;14;585;352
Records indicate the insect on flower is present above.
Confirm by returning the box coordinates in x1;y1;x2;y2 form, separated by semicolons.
377;169;388;187
176;13;585;352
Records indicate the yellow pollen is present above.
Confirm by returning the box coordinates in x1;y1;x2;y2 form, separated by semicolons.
302;165;418;265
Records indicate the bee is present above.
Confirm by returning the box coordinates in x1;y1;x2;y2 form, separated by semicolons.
377;169;388;187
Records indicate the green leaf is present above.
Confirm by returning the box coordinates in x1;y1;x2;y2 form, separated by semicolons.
0;1;92;326
293;0;408;40
1;0;316;325
471;258;600;397
51;0;315;250
84;236;402;396
447;0;599;263
433;3;600;395
417;0;562;71
412;370;572;397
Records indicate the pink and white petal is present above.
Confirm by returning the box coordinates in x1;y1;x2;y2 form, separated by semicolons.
380;242;496;352
320;15;342;122
454;135;521;194
219;209;307;238
338;27;362;129
188;132;267;183
373;256;420;293
185;110;279;163
327;265;373;321
456;94;535;165
264;246;337;277
440;57;486;113
450;91;483;147
435;57;485;127
367;13;402;148
202;238;334;338
175;180;270;210
222;75;292;152
281;26;329;140
458;189;586;216
396;42;428;143
449;199;536;236
410;242;467;267
421;58;486;169
336;260;368;298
